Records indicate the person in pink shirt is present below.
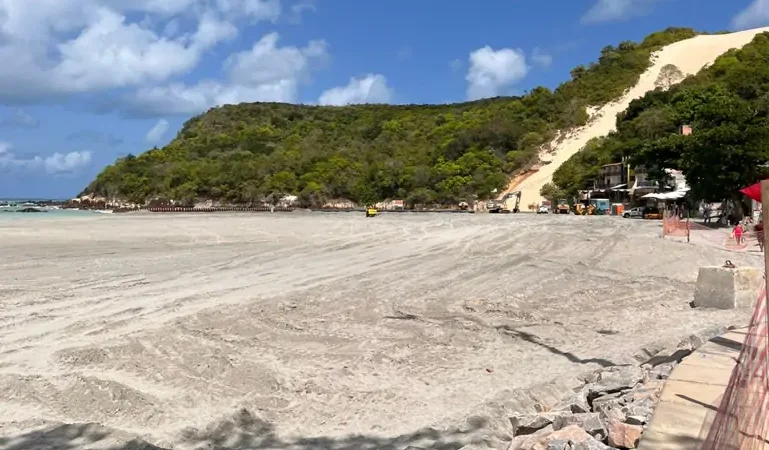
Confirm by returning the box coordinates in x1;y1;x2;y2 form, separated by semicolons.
733;223;744;245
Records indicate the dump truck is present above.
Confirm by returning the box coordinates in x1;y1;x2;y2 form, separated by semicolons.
556;199;570;214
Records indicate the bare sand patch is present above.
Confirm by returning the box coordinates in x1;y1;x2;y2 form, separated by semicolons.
0;213;761;449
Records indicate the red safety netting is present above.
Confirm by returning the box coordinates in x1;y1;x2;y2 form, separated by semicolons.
662;210;711;238
662;210;691;237
699;285;769;450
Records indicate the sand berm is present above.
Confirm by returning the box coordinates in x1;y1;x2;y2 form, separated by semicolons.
1;28;768;450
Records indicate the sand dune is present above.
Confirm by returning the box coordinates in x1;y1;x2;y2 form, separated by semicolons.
503;27;769;210
0;213;761;449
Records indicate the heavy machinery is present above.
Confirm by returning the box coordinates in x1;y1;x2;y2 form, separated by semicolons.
556;199;570;214
643;206;662;220
503;190;522;213
574;202;596;215
365;206;378;217
486;200;510;213
487;190;521;213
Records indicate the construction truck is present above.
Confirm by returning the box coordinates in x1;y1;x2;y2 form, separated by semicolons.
574;201;596;215
556;199;570;214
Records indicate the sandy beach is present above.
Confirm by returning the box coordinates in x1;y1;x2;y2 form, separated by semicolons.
0;212;761;449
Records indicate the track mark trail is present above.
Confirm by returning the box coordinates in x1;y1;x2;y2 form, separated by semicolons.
0;212;762;448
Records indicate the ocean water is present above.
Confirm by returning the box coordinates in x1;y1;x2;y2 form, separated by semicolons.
0;206;102;220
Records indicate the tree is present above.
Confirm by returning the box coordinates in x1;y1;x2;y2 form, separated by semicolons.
80;28;707;206
555;32;769;207
655;64;685;90
539;182;565;203
264;171;298;204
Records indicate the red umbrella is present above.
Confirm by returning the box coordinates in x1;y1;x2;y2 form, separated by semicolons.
741;181;765;203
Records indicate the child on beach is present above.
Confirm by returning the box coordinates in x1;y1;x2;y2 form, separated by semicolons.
733;223;744;246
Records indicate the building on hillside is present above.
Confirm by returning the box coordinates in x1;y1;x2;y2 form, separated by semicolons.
589;158;632;201
629;165;659;198
594;162;628;190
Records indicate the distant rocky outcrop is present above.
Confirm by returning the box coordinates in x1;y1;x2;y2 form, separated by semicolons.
17;207;46;213
64;194;140;211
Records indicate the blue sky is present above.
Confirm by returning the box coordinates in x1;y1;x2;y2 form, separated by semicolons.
0;0;765;199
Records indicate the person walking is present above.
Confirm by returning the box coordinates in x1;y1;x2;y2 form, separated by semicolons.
733;222;744;246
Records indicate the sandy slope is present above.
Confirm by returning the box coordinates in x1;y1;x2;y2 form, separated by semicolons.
0;213;761;449
503;27;769;210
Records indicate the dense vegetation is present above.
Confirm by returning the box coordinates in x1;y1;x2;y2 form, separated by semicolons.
83;28;701;207
553;32;769;204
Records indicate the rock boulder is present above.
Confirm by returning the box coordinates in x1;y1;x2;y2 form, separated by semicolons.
607;420;643;449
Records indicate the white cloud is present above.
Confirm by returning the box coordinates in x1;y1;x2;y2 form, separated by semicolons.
146;119;169;143
126;32;329;116
318;74;394;106
213;0;282;22
466;46;528;100
581;0;659;24
450;58;463;72
0;110;39;128
42;151;93;174
731;0;769;30
289;0;315;23
531;48;553;69
0;142;91;174
53;9;236;93
0;0;278;102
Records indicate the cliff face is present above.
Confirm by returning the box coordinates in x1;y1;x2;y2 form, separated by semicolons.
82;28;701;207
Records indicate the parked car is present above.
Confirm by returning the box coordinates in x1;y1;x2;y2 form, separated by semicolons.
537;205;549;214
643;206;663;220
622;207;644;219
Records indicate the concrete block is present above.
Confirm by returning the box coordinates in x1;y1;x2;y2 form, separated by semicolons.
692;266;762;310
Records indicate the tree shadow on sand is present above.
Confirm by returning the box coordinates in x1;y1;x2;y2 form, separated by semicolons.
496;325;616;368
0;409;489;450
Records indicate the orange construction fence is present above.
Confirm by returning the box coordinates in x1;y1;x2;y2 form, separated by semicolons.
662;210;691;240
699;286;769;450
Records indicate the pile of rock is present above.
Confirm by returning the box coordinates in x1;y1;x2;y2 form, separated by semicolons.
500;327;729;450
506;362;675;450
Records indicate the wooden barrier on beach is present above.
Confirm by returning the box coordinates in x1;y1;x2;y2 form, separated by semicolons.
145;206;473;214
308;208;474;214
147;207;294;213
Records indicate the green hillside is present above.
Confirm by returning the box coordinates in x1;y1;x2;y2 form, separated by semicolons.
83;28;700;207
553;32;769;203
